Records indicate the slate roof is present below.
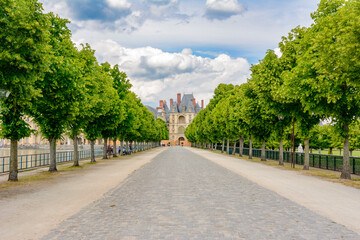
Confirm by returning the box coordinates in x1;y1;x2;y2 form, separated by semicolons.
146;106;158;118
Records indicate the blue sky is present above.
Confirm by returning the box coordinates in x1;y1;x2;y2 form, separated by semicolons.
40;0;319;107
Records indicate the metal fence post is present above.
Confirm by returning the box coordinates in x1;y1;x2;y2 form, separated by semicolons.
326;155;329;169
353;158;356;174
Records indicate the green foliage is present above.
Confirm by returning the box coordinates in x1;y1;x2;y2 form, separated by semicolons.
30;13;83;141
155;118;168;141
67;43;96;139
186;1;360;172
239;82;272;142
294;0;360;135
349;120;360;152
83;62;117;141
0;0;49;140
186;84;236;144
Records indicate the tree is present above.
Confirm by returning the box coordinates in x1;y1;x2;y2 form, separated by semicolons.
278;26;322;169
207;84;235;151
249;50;292;164
155;118;168;142
293;0;360;178
67;44;95;167
349;120;360;156
231;85;250;157
211;93;238;154
30;13;83;172
240;81;272;161
0;0;49;181
116;92;141;154
110;64;132;156
81;60;116;163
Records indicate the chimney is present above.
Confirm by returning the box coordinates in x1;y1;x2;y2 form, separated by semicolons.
159;100;164;108
192;98;196;108
170;98;173;107
177;93;181;107
201;100;204;109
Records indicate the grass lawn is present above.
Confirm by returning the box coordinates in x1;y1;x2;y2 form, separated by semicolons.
315;149;360;157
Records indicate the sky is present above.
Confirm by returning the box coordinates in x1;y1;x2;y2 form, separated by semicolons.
39;0;319;107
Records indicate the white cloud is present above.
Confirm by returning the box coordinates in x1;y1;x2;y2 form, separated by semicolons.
205;0;245;20
106;0;131;10
40;0;318;59
181;48;193;55
91;40;250;106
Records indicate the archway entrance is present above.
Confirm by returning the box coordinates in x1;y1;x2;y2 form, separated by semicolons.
178;137;185;146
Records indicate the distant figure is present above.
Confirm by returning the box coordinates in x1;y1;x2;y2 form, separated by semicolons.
298;143;303;153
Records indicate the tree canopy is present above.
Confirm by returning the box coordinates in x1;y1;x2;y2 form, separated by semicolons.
186;0;360;179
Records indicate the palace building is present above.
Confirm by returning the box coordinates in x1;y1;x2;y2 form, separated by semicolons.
147;93;204;146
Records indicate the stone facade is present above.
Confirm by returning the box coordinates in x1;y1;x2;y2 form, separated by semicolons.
0;117;103;148
149;93;204;146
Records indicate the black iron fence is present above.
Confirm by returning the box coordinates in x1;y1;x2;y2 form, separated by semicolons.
0;149;103;173
212;144;360;175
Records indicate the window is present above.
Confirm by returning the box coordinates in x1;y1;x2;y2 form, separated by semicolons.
178;126;185;134
178;116;185;124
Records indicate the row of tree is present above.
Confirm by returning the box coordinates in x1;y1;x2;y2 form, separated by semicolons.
0;0;168;181
186;0;360;179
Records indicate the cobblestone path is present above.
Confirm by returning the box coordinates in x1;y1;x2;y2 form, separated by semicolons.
43;147;359;240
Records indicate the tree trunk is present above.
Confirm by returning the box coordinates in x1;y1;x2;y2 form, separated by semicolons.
8;139;18;181
292;118;295;168
232;140;236;155
215;143;217;151
340;148;342;155
113;138;117;157
103;138;107;159
73;134;79;167
126;141;129;153
49;138;57;172
328;147;333;155
310;147;313;154
261;140;266;161
221;138;225;153
303;138;309;170
239;136;244;157
90;140;96;163
120;141;124;155
249;135;253;159
279;138;284;166
341;123;351;179
226;139;230;154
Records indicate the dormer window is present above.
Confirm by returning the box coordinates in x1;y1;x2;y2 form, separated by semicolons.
181;105;186;112
188;106;193;112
